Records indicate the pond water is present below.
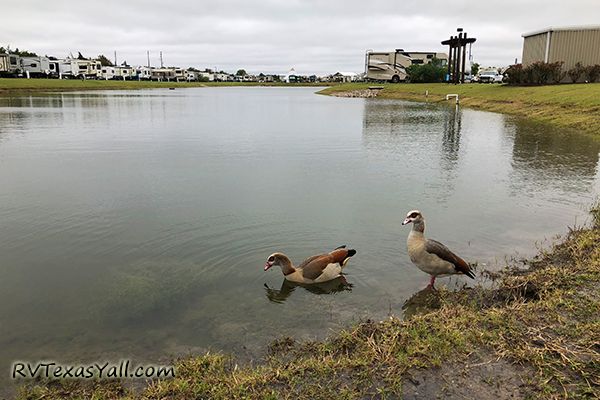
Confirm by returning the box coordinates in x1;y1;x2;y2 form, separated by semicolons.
0;87;598;390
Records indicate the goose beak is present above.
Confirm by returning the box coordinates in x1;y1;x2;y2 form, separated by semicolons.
402;218;411;225
264;262;272;271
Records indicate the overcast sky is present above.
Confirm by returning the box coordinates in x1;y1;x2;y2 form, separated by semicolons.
4;0;600;75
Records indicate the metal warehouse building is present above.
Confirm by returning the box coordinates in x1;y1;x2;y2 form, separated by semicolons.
521;25;600;70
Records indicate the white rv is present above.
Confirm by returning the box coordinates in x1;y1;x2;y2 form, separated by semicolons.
173;68;186;81
48;59;74;78
185;69;197;81
50;57;100;79
198;70;214;81
365;50;449;82
99;66;116;80
20;56;51;77
151;68;176;81
0;54;10;76
135;66;152;80
365;50;412;82
115;65;134;80
0;54;22;76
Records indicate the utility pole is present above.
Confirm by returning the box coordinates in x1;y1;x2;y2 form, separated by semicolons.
160;51;164;68
147;51;150;68
114;51;117;66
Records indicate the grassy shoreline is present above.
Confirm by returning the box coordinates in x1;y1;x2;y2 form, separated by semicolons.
0;78;328;94
18;207;600;399
319;83;600;137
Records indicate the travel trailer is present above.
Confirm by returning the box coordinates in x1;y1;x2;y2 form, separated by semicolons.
135;66;152;80
151;68;176;81
48;57;101;79
365;50;412;82
0;54;10;76
185;69;198;81
20;56;51;77
173;68;186;81
48;59;73;78
0;54;22;76
198;70;214;81
99;66;116;80
115;65;134;80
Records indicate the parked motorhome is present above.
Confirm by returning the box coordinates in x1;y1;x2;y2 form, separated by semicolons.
19;56;51;77
365;50;412;82
400;51;448;66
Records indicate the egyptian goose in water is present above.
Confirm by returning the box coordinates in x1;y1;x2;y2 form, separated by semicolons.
402;210;474;288
264;246;356;284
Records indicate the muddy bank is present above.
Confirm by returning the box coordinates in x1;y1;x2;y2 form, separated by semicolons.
328;88;381;98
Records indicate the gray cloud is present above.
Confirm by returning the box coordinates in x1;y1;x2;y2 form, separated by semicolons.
4;0;600;75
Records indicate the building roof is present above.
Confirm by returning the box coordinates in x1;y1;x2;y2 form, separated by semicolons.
522;25;600;38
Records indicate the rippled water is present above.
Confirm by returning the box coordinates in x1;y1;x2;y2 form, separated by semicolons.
0;87;598;390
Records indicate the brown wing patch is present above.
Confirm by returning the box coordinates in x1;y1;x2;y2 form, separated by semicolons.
330;249;348;263
300;254;333;280
297;254;323;269
425;239;475;278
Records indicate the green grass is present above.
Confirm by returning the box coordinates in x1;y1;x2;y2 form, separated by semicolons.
0;78;328;93
18;208;600;399
320;82;600;136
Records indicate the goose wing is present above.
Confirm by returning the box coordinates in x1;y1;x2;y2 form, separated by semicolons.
425;239;475;279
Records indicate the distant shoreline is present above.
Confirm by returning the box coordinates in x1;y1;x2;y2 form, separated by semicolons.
0;78;330;95
319;82;600;137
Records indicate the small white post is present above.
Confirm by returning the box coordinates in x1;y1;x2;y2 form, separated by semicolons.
26;71;30;79
446;94;459;104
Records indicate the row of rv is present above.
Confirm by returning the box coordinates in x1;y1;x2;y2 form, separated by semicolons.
0;54;221;81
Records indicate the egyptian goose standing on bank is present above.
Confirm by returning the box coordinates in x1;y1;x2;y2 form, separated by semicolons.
264;246;356;284
402;210;475;288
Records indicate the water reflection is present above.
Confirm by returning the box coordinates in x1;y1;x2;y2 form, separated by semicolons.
509;120;600;199
264;277;353;304
441;105;462;170
401;286;441;319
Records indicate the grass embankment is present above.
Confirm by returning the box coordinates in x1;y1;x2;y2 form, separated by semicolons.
18;207;600;399
0;78;326;94
320;83;600;137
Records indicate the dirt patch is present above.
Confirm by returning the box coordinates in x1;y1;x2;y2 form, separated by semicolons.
402;352;534;400
330;89;381;98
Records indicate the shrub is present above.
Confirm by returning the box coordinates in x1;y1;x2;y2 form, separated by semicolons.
503;64;524;85
567;62;585;83
505;61;564;85
406;58;446;83
584;64;600;83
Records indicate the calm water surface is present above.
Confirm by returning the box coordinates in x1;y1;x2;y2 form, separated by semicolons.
0;87;598;387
